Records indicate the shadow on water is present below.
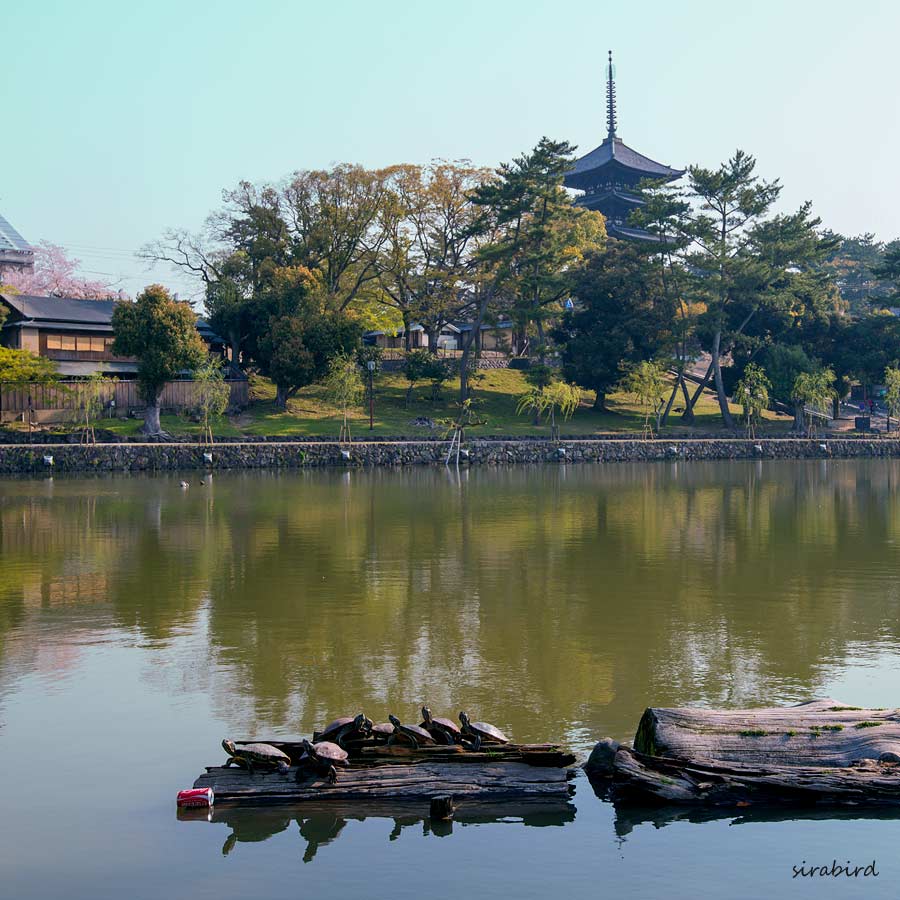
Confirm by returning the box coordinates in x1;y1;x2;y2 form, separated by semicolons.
178;796;576;863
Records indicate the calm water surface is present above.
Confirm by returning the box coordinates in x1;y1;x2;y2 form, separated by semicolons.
2;461;900;898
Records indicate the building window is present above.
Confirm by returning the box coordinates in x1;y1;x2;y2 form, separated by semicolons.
47;334;62;350
60;335;76;351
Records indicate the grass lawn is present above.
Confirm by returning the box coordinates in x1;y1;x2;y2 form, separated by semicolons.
233;368;792;439
4;368;793;440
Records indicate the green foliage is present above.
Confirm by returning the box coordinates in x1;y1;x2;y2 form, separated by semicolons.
404;349;449;405
112;284;206;405
822;232;891;313
76;371;112;443
251;266;361;408
193;359;231;443
468;137;606;365
0;346;59;385
791;368;836;435
621;360;668;435
516;380;582;440
759;344;815;402
733;363;771;436
554;243;673;411
873;242;900;307
884;365;900;422
322;352;364;413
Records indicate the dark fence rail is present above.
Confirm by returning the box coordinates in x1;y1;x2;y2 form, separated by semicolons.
0;379;249;421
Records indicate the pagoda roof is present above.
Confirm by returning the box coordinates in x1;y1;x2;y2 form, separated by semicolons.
568;136;684;181
0;212;32;253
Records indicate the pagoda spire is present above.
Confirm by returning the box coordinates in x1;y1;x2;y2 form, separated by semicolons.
606;50;617;140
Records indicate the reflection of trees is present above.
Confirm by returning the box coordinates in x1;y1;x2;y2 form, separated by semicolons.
5;463;900;747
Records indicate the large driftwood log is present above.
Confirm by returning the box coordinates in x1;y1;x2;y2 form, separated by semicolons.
612;745;900;806
195;760;573;805
633;698;900;767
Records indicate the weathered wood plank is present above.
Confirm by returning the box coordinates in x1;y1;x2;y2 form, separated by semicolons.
195;760;573;804
633;698;900;767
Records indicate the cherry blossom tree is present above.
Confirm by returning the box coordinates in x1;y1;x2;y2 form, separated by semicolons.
1;241;121;299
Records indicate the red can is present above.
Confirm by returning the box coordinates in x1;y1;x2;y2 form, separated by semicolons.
176;787;214;808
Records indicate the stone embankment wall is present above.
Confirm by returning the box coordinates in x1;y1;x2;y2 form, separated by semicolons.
3;438;900;475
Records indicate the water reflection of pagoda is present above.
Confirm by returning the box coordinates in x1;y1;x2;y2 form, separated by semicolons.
565;52;684;240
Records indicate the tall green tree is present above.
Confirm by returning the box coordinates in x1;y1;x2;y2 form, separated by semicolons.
554;242;672;412
873;241;900;307
252;266;360;409
111;284;207;435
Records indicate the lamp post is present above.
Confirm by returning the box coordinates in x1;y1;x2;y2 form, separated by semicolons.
367;360;376;430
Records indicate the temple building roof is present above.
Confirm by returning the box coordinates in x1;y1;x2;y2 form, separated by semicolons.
564;51;684;240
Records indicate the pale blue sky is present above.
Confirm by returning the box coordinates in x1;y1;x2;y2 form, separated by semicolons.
4;0;899;298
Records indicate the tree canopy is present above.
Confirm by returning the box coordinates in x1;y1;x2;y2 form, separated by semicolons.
111;284;206;433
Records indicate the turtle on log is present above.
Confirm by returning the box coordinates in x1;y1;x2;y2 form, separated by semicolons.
419;706;463;745
222;739;291;776
387;714;437;749
459;712;509;750
297;739;349;785
316;713;372;749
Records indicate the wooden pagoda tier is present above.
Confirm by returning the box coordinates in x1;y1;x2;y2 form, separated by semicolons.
564;52;684;240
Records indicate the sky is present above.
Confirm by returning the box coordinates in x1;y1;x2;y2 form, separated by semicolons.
3;0;899;300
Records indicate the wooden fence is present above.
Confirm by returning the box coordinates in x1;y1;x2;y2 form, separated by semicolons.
0;379;249;423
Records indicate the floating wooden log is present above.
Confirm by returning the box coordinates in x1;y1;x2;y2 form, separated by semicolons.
611;744;900;806
194;759;574;805
633;698;900;767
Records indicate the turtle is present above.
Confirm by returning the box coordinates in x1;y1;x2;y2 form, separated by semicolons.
316;713;372;749
297;739;349;785
370;721;396;744
419;706;463;745
458;711;509;750
387;714;437;749
222;739;291;775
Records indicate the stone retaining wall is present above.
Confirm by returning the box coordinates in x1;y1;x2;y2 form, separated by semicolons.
3;438;900;475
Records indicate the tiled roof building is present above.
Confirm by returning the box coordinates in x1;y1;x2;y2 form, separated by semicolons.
0;212;34;277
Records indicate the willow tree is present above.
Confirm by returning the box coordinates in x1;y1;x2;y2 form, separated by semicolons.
111;285;206;435
791;368;835;436
193;359;231;444
733;363;771;438
622;360;668;437
322;351;363;442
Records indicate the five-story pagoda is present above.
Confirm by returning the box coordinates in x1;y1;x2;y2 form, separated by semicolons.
565;52;684;239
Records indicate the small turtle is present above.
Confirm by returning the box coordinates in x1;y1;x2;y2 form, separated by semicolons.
222;739;291;775
317;713;372;749
459;711;509;750
297;739;349;785
420;706;463;745
370;721;396;744
387;714;436;749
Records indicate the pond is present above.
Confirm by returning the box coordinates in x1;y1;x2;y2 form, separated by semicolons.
1;461;899;898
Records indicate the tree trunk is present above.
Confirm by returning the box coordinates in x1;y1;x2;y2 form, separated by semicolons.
832;395;840;421
681;363;713;424
426;326;440;355
660;380;680;427
710;330;734;428
793;402;805;433
275;383;290;411
593;390;607;412
142;396;163;435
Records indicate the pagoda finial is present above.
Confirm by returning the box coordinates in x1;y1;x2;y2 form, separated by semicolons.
606;50;617;139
